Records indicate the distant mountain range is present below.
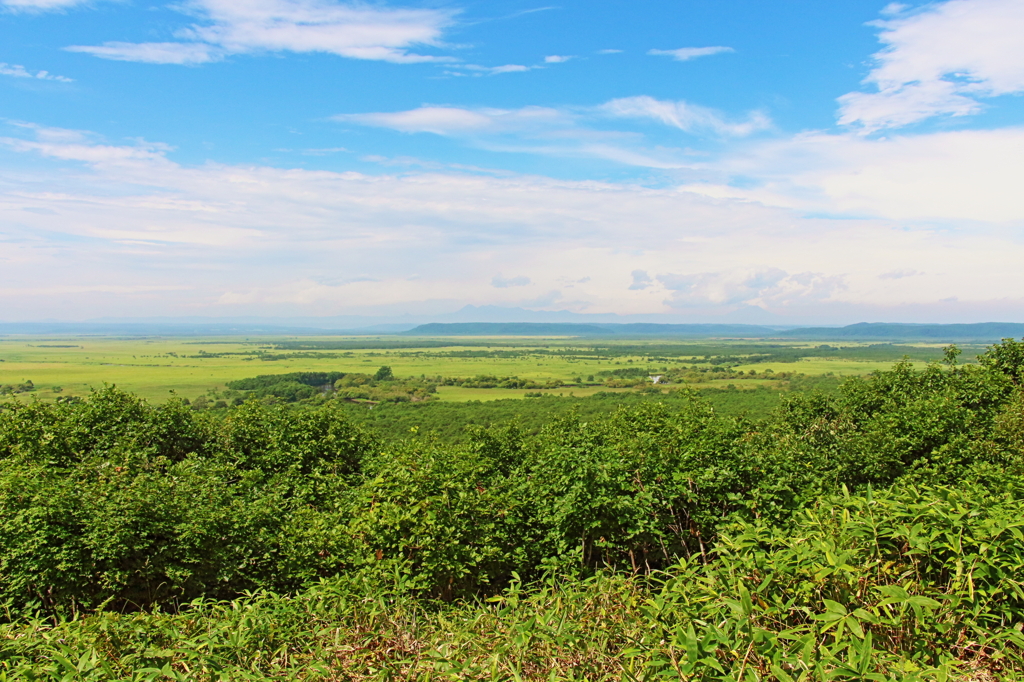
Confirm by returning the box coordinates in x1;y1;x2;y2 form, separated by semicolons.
2;319;1023;342
402;321;1024;341
778;322;1024;341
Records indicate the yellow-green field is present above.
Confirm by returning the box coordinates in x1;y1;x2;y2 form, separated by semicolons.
734;357;901;376
0;336;952;404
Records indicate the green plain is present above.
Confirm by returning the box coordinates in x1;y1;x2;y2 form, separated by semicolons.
0;335;961;403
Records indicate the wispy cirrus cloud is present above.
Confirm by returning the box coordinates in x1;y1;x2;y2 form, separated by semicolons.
1;122;173;167
460;63;532;75
0;0;91;11
342;98;768;140
838;0;1024;131
601;96;770;137
0;62;73;82
65;0;457;65
4;121;1024;321
66;42;220;66
335;97;770;167
443;53;581;78
335;105;571;136
658;269;845;309
648;46;733;61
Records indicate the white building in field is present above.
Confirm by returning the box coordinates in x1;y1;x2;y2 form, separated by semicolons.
649;375;664;384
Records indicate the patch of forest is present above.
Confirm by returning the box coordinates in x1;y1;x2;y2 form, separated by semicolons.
184;365;842;435
2;342;1024;678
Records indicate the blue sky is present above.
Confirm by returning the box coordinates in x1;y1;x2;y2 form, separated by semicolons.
2;0;1023;323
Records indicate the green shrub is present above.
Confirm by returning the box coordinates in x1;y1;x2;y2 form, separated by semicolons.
641;482;1024;679
0;389;374;612
4;342;1024;679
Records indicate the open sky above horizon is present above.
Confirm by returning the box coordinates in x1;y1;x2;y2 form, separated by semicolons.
2;0;1023;324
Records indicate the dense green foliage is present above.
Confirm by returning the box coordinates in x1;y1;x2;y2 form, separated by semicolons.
224;371;347;402
0;380;33;396
4;484;1024;679
222;369;437;404
337;388;779;442
3;341;1024;678
437;374;565;389
225;372;348;391
0;394;375;610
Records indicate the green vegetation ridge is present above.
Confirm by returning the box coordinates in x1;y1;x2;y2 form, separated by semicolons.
2;341;1024;677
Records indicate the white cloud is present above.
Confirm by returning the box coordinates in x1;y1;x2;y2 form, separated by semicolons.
336;98;769;168
658;269;844;309
838;0;1024;131
601;96;770;137
648;46;733;61
597;49;622;55
65;0;455;65
688;126;1024;223
461;63;532;75
442;64;534;77
1;123;174;168
0;0;89;10
335;103;697;168
335;105;570;135
628;270;652;290
66;42;220;65
4;121;1024;321
880;3;909;15
0;62;73;82
544;55;573;63
342;98;770;145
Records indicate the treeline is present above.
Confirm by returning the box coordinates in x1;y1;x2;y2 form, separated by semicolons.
2;342;1024;677
437;374;565;389
227;370;346;391
597;364;805;388
221;368;436;404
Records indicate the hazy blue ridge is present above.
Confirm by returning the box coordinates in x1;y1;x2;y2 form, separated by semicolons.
778;322;1024;341
4;320;1024;341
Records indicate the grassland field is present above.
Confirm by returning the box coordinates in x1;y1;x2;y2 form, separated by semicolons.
0;335;973;404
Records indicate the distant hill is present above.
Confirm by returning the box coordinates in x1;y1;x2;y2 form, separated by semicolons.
401;322;783;336
402;321;1024;341
4;319;1021;341
779;322;1024;342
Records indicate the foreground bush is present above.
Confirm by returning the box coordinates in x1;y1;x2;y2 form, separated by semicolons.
0;390;375;611
3;341;1024;678
3;344;1024;610
2;483;1023;679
